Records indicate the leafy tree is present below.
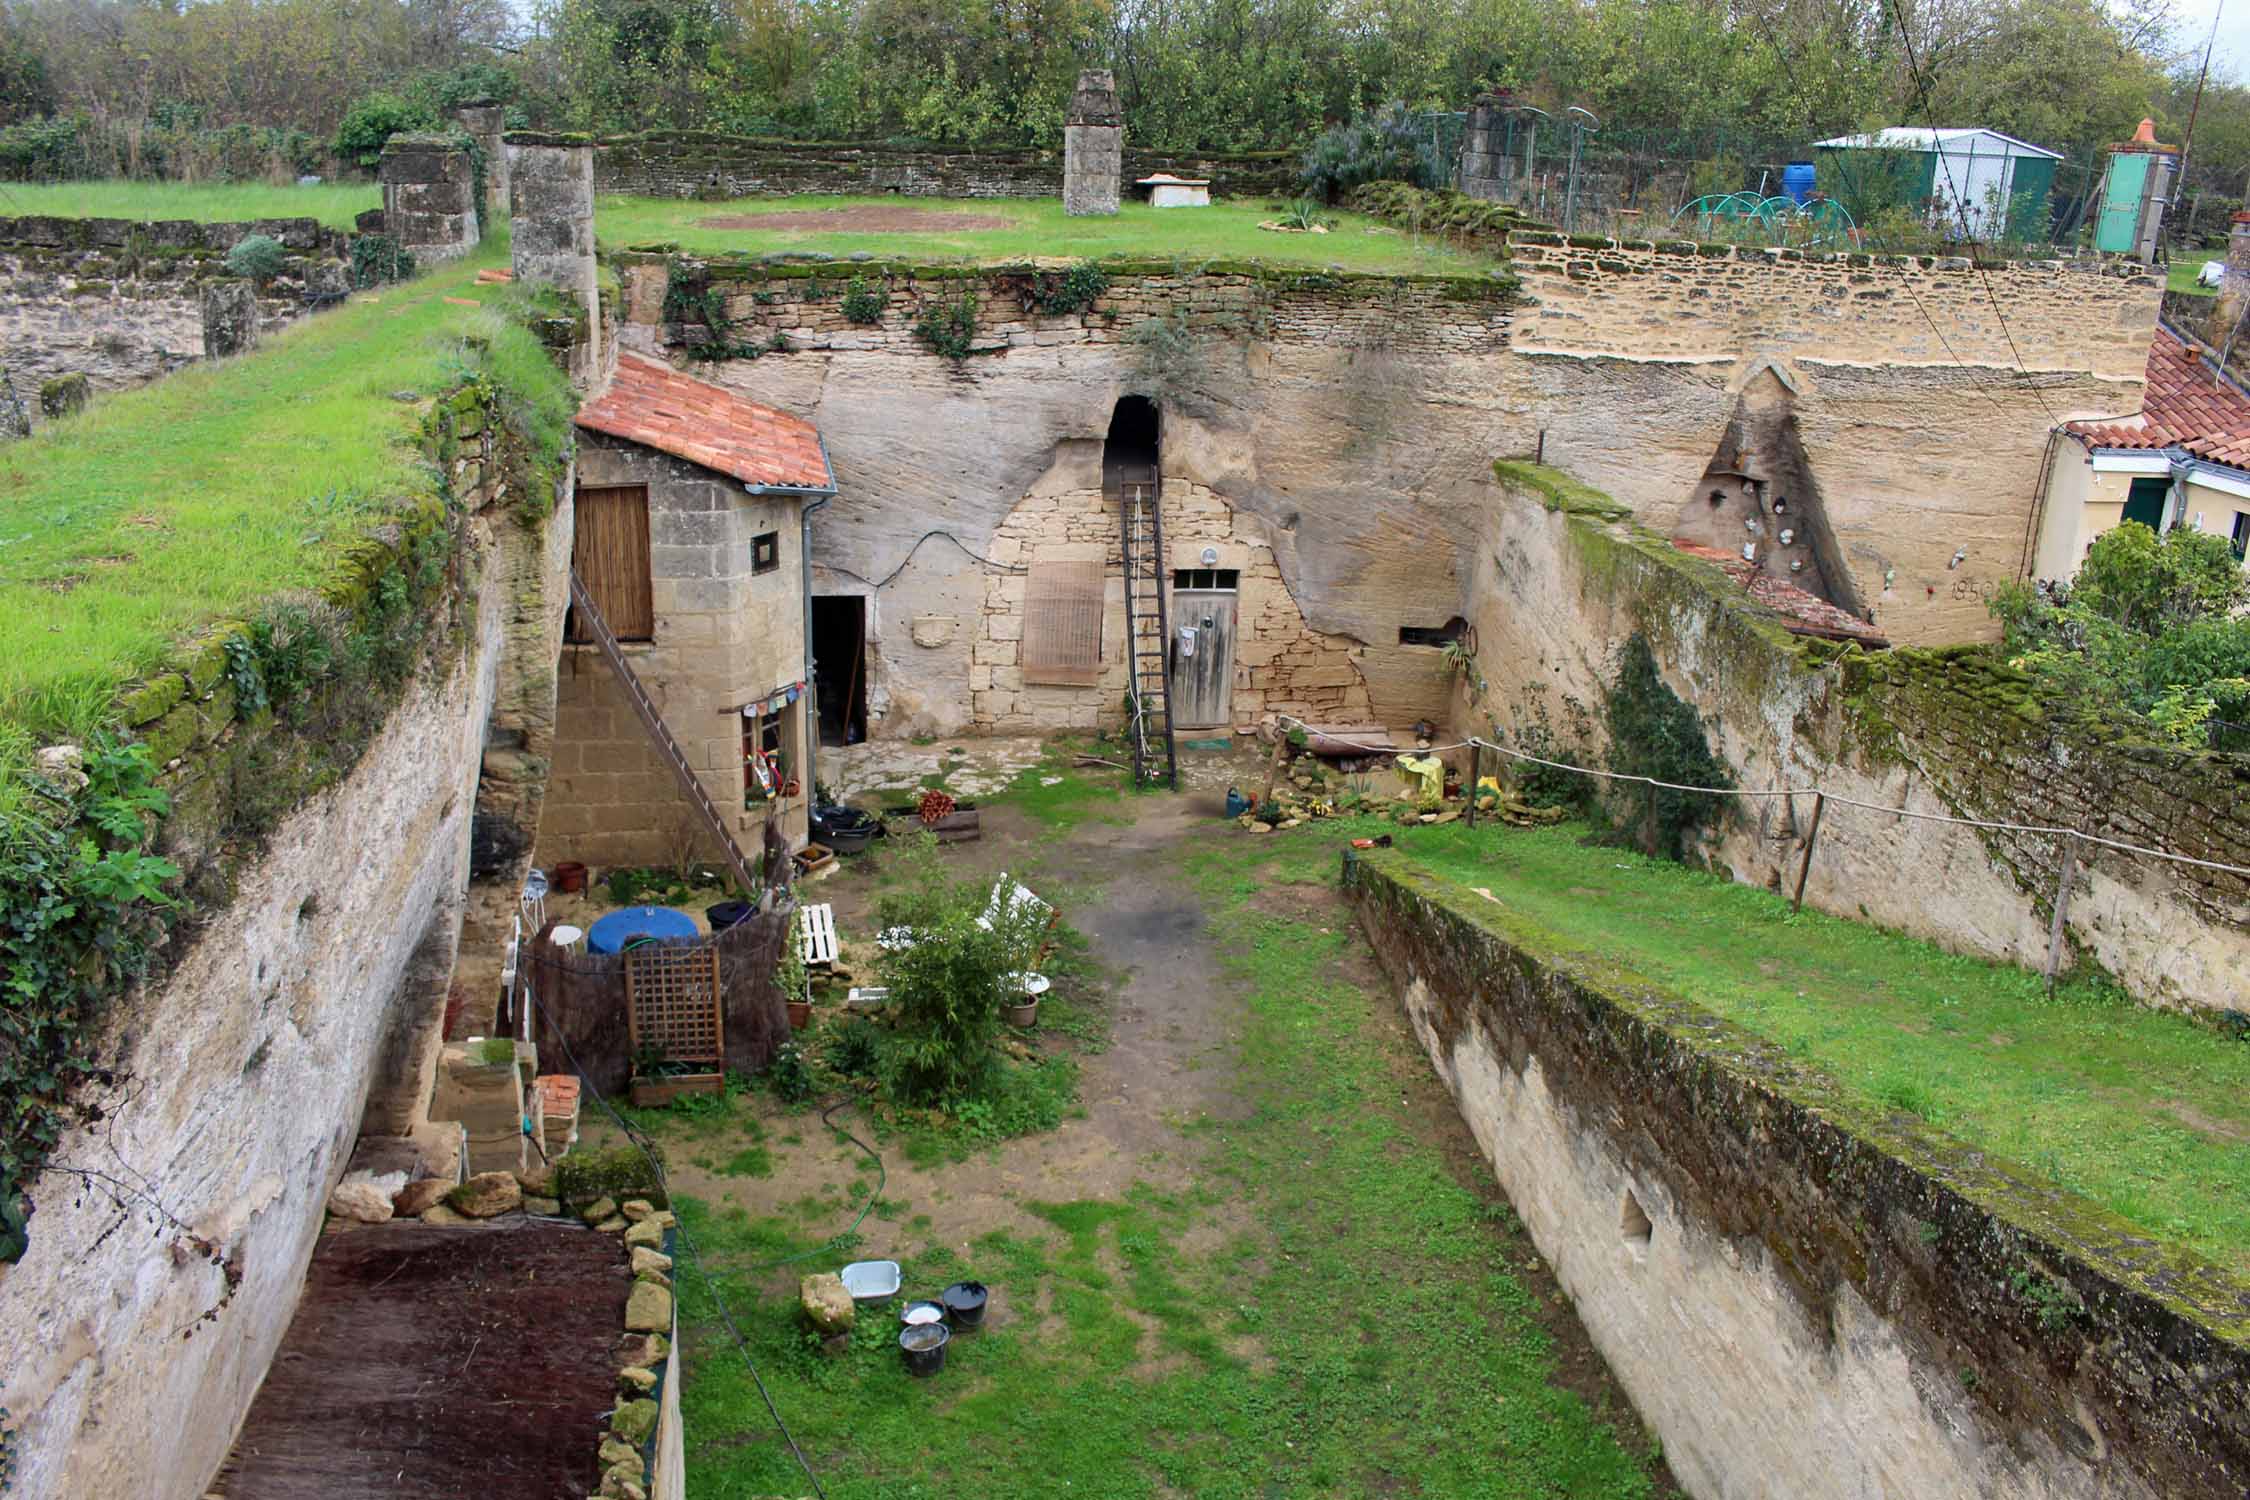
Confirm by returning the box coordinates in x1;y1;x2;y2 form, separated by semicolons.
334;91;433;171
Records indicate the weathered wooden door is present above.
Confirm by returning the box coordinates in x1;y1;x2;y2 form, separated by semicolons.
1168;587;1237;728
571;484;654;641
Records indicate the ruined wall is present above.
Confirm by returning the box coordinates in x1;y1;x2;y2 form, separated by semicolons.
1458;463;2250;1013
533;436;810;872
0;215;347;414
574;130;1296;201
0;394;565;1500
1348;853;2248;1500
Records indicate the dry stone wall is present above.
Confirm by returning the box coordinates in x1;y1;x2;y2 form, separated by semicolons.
0;392;566;1500
0;217;346;417
1458;464;2250;1014
575;131;1297;201
1349;853;2249;1500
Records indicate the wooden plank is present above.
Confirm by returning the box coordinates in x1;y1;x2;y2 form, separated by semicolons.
800;902;838;966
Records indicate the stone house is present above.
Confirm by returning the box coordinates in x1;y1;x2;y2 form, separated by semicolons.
540;353;835;870
2033;324;2250;581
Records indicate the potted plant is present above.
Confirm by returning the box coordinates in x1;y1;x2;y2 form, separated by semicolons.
628;1040;724;1107
780;915;812;1030
1005;970;1050;1028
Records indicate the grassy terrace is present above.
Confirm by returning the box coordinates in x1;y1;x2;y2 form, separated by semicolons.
598;192;1497;275
0;178;379;229
1325;817;2250;1276
0;239;519;761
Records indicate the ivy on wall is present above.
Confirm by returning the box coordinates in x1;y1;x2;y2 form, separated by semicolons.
1601;632;1734;859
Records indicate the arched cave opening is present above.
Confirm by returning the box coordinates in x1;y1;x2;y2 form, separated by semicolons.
1103;394;1159;493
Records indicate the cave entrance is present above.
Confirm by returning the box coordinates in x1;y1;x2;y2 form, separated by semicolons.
1103;394;1159;493
811;595;867;747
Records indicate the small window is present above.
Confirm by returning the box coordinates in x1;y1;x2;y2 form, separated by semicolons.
1171;568;1239;590
1399;617;1468;648
2233;511;2249;561
752;531;781;574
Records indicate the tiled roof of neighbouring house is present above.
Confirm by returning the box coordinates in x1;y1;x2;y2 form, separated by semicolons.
1672;543;1891;646
2066;326;2250;471
575;353;832;491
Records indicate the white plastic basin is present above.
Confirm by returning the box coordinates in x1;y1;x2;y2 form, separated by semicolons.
839;1259;901;1301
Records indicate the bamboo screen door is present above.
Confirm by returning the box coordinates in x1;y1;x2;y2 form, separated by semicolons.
571;484;654;641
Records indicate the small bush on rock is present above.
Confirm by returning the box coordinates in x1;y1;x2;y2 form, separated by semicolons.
225;233;286;284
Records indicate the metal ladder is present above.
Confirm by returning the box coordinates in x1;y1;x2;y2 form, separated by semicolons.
567;569;761;894
1119;479;1178;790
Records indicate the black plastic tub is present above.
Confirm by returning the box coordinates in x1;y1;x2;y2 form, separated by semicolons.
900;1320;950;1376
940;1280;988;1329
705;900;753;932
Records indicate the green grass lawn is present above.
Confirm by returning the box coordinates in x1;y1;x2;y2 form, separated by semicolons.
0;178;380;230
648;822;1663;1497
2168;258;2218;296
0;240;516;751
597;192;1497;275
1301;818;2250;1276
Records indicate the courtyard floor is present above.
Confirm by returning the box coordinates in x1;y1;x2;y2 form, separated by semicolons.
581;752;1678;1498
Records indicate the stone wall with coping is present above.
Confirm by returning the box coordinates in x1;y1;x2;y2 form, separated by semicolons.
559;130;1297;201
534;436;810;873
0;389;566;1500
380;133;480;263
1347;851;2249;1500
1456;463;2250;1014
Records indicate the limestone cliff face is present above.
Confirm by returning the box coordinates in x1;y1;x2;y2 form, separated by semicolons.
611;247;2155;740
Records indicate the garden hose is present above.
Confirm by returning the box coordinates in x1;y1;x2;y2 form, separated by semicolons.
758;1094;886;1268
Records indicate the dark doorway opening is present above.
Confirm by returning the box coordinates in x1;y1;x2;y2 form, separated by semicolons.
1104;394;1159;493
811;596;867;747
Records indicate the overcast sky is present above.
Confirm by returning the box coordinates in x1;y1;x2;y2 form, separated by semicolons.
2171;0;2250;85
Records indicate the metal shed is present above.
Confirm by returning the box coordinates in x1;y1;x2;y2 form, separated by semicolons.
1814;127;2062;243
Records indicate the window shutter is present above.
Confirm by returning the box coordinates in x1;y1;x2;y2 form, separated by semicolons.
1021;560;1104;687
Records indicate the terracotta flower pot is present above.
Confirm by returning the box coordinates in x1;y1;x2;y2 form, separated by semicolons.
788;999;813;1030
1005;999;1040;1028
554;861;588;894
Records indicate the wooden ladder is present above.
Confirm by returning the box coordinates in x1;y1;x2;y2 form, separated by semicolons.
568;570;761;894
1119;479;1178;790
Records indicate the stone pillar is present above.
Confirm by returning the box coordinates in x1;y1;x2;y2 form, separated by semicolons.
1064;69;1123;216
0;359;30;441
454;100;510;220
1459;92;1517;202
508;139;603;386
2207;212;2250;351
201;279;261;358
378;133;481;263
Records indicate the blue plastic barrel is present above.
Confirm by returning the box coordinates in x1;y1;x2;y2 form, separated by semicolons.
1781;161;1816;206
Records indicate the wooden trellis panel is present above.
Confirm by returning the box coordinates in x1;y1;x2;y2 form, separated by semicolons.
623;944;724;1068
1022;559;1105;686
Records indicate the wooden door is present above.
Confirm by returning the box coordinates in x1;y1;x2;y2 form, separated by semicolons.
1169;588;1237;728
571;485;653;641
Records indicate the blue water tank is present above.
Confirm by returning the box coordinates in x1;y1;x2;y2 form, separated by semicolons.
1781;160;1816;206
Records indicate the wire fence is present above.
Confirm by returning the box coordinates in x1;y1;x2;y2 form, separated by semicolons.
1269;713;2250;986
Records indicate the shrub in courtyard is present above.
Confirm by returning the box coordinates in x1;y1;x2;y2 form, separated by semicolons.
874;856;1047;1107
1299;102;1444;203
224;232;286;285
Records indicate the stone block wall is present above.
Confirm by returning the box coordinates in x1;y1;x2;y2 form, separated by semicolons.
380;133;480;262
0;220;347;420
1348;852;2248;1500
535;437;810;874
1458;463;2250;1014
571;130;1298;201
963;444;1375;733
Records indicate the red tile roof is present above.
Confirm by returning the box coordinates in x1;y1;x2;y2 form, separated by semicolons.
2066;327;2250;470
575;353;832;491
1672;543;1891;646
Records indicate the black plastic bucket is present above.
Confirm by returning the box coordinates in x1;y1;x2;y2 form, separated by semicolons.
900;1321;950;1376
940;1281;988;1329
705;900;753;932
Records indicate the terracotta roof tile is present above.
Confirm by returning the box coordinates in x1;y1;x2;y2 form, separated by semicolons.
575;354;832;491
1671;543;1891;646
2066;327;2250;470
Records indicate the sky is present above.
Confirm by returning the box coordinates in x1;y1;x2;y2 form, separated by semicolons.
2171;0;2250;85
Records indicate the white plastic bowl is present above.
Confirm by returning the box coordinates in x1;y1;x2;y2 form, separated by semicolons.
839;1259;901;1302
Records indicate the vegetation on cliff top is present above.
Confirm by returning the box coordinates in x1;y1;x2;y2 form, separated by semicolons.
0;178;378;229
599;193;1499;275
1350;818;2250;1277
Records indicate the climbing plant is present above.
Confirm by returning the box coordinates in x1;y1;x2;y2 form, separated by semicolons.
0;736;178;1262
661;258;790;362
1599;632;1733;859
839;274;887;325
349;233;415;289
912;286;981;362
1014;259;1108;316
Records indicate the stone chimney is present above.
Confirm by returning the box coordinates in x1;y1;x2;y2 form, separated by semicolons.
1064;69;1123;217
508;138;603;387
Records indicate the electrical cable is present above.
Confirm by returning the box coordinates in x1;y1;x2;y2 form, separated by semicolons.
527;990;832;1500
1267;712;2250;878
821;528;1027;593
755;1095;885;1269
